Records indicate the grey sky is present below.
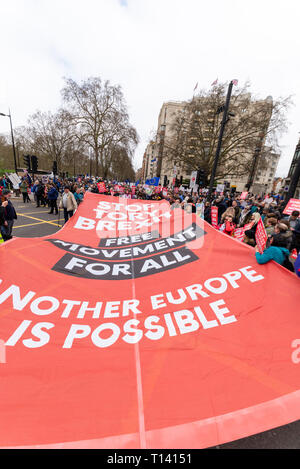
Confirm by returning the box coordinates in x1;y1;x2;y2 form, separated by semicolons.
0;0;299;177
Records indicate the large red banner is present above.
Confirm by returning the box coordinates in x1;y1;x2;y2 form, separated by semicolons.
0;192;299;449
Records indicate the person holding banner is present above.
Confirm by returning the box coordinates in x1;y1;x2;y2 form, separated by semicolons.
255;233;290;268
244;212;261;246
219;215;236;236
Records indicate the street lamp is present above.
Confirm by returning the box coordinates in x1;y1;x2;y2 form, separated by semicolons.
0;110;18;174
207;81;234;200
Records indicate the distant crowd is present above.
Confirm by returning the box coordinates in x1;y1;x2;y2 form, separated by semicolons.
0;173;299;278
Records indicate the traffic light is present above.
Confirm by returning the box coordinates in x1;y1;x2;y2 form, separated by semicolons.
196;169;206;187
23;155;31;171
31;155;38;172
52;161;58;175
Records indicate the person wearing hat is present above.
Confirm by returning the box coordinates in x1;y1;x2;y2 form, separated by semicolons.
59;186;77;224
1;190;17;240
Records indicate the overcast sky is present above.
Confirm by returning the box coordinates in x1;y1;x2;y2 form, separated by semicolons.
0;0;299;177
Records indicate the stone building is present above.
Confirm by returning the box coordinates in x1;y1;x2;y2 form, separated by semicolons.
284;137;300;199
143;94;276;192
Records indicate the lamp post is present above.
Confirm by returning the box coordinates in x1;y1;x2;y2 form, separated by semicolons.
0;110;18;174
207;80;235;201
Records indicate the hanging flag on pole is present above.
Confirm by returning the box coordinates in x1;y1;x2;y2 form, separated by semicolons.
211;78;218;86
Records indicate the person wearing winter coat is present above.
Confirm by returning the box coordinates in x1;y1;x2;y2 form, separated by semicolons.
214;198;227;224
35;181;46;207
204;202;211;224
59;186;77;224
220;207;235;223
19;179;30;203
278;220;293;251
1;190;17;239
290;218;300;253
47;184;59;215
219;215;236;236
231;200;241;224
244;212;261;246
265;217;277;237
238;205;252;227
255;233;290;266
0;200;9;241
74;188;84;206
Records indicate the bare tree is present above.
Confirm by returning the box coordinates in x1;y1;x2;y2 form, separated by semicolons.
109;146;136;181
162;81;291;181
0;135;14;171
15;109;77;172
61;77;139;178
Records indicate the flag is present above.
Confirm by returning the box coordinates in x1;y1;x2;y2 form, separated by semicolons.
193;82;198;92
211;78;218;86
232;79;239;86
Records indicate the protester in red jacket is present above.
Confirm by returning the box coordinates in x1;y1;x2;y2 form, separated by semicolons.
219;215;236;236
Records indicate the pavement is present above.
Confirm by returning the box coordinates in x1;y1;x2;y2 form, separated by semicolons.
6;194;300;449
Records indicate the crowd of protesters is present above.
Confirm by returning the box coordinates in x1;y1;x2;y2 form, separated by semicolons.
0;172;299;278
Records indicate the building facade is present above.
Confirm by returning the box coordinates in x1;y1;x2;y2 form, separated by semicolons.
143;95;277;193
285;138;300;199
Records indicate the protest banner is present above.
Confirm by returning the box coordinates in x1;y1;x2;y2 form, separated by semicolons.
283;199;300;217
211;206;219;229
0;193;299;449
255;218;268;254
97;182;106;193
233;227;245;242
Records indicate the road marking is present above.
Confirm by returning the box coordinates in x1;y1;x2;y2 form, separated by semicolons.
14;221;63;229
21;211;54;215
16;213;63;227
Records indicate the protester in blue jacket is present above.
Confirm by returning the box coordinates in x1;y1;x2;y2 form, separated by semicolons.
47;184;58;215
255;232;290;266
